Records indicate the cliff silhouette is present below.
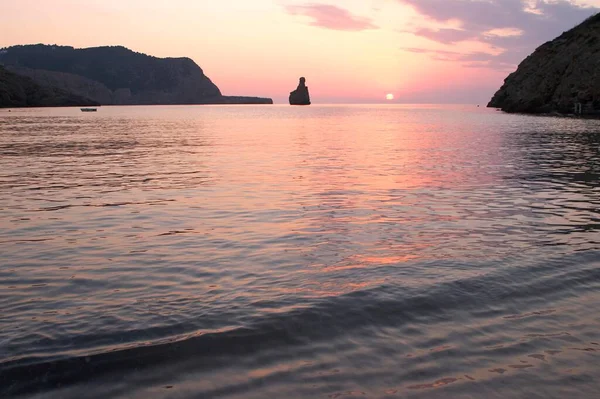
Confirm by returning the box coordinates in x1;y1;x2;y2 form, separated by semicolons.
489;13;600;115
289;77;311;105
0;45;272;106
0;65;98;108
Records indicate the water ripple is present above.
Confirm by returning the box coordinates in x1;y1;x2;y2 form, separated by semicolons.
1;105;600;398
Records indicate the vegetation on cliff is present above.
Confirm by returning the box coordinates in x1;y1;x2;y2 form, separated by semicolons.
489;13;600;114
0;65;98;108
0;45;272;105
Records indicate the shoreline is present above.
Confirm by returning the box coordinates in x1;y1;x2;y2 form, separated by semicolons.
0;99;275;110
490;107;600;120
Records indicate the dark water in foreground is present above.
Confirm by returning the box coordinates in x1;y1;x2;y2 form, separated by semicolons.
1;105;599;398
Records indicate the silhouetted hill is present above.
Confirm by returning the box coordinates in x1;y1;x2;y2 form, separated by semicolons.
0;45;272;105
0;65;99;108
489;14;600;115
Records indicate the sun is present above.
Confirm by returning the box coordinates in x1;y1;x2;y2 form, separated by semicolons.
386;93;394;101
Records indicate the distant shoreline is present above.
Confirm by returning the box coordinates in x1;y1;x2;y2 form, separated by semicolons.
0;99;275;110
489;107;600;119
0;45;273;108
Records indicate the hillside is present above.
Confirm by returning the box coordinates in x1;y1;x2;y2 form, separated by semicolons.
488;14;600;114
0;45;272;105
0;65;99;108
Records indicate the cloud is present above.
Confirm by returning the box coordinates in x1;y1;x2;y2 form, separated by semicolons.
398;0;598;70
402;47;527;71
484;28;524;38
286;3;378;31
412;27;473;44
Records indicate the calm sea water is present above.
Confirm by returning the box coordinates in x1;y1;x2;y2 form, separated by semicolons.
1;105;599;398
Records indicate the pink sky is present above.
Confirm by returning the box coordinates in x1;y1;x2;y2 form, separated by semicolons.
1;0;599;103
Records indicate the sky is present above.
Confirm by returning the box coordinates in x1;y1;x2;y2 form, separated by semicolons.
1;0;599;104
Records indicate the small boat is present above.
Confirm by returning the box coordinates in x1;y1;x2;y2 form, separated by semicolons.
81;108;97;112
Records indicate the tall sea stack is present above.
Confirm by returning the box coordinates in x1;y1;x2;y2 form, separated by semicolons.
488;13;600;115
289;77;311;105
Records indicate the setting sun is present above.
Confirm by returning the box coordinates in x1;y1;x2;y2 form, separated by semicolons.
3;2;600;398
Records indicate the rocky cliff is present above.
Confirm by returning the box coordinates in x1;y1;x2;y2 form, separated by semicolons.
0;65;99;108
289;77;311;105
488;13;600;114
5;65;114;104
0;45;272;105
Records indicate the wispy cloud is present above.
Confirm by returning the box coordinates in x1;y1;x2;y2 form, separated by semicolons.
398;0;598;70
402;47;516;71
286;3;378;32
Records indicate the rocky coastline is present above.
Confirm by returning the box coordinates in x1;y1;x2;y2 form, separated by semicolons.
0;45;273;107
488;14;600;116
0;65;99;108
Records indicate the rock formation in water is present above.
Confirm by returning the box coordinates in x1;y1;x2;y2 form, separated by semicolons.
289;77;311;105
0;44;273;105
488;13;600;115
0;65;99;108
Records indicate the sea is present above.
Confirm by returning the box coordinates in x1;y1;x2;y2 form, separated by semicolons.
1;104;599;399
